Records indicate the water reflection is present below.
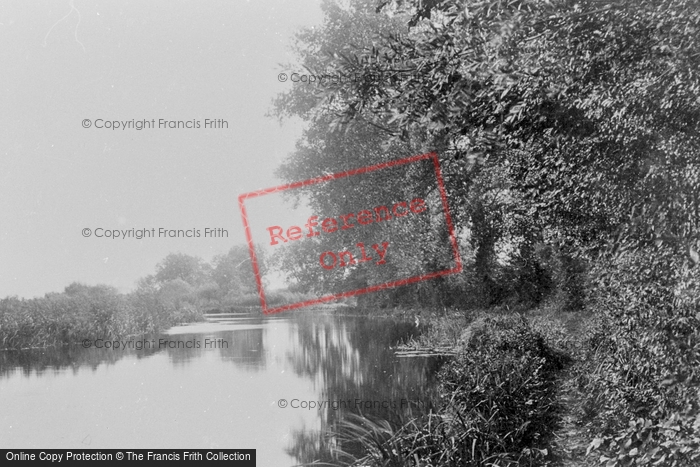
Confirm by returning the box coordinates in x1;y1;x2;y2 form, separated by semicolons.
0;312;445;466
285;314;444;464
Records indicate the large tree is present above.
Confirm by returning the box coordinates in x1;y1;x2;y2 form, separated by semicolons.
273;0;464;303
316;0;700;255
153;253;212;287
276;0;700;462
211;245;266;297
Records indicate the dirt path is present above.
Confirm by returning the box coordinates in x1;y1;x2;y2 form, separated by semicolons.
550;366;596;466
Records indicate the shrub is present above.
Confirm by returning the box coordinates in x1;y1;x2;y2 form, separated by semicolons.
0;282;204;350
583;247;700;466
435;315;567;464
341;314;567;466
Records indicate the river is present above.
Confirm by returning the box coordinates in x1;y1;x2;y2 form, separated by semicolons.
0;311;446;466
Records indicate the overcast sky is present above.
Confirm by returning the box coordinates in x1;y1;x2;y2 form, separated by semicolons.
0;0;324;298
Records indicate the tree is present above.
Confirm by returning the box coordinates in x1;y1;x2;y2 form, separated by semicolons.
317;0;700;253
211;245;266;298
276;0;700;462
153;253;212;287
273;0;465;304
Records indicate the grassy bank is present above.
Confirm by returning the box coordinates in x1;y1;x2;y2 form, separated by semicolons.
0;283;204;350
336;292;700;467
333;304;601;466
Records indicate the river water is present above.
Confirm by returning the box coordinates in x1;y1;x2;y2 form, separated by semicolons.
0;311;445;466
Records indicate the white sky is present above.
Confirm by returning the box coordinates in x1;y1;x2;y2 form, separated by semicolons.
0;0;324;297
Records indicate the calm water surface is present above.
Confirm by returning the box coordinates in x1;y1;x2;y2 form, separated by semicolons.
0;312;445;466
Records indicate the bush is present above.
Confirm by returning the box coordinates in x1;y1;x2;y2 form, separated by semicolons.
343;314;567;466
0;282;204;350
436;315;566;464
583;247;700;466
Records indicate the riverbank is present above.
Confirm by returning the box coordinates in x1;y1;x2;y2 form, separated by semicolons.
0;285;204;350
337;302;599;466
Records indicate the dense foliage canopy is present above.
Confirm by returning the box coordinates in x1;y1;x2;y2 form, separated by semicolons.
274;0;700;464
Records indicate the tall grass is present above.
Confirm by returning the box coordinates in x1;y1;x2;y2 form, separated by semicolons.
333;314;569;467
0;285;203;350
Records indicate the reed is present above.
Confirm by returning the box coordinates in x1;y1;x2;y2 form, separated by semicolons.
0;286;204;350
330;314;567;467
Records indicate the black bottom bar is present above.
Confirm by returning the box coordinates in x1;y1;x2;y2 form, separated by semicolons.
2;450;255;465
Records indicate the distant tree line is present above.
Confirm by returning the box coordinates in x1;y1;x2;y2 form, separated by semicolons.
136;246;266;310
0;245;268;349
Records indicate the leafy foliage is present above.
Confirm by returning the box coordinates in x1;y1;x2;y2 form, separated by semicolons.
154;252;212;287
335;315;566;466
0;244;269;349
211;245;265;298
274;0;700;464
0;282;200;350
